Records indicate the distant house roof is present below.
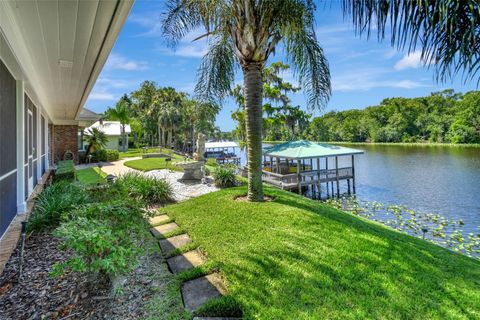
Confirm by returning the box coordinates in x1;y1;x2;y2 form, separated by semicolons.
205;141;239;149
77;108;101;121
84;121;131;136
263;140;364;159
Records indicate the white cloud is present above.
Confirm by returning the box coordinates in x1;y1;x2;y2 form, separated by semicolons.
105;53;148;71
88;92;116;101
394;51;425;70
332;67;428;91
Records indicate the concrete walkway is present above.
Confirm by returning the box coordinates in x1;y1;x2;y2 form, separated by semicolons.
76;157;139;176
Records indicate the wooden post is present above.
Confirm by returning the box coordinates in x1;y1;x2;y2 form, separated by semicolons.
325;157;329;198
347;179;351;194
317;158;321;200
352;154;356;194
270;156;273;172
286;158;289;173
335;156;340;198
297;160;301;195
276;157;280;174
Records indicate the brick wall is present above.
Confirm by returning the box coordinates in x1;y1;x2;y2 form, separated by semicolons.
52;125;79;164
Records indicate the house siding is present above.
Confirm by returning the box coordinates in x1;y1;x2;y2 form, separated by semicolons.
0;59;17;237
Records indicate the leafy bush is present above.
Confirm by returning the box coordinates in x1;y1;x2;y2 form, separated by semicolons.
212;165;237;188
106;149;119;161
54;160;76;182
28;181;88;232
115;172;173;204
93;149;119;162
53;199;148;287
204;166;211;176
206;158;218;167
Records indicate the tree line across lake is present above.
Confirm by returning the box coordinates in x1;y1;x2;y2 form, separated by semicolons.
304;89;480;144
228;62;480;145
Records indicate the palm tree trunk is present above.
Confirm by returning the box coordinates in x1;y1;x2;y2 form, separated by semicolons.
243;62;264;201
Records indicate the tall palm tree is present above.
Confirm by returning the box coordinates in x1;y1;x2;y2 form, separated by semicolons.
106;94;132;152
162;0;330;201
163;0;480;201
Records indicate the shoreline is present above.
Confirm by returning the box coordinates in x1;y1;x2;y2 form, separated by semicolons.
262;141;480;148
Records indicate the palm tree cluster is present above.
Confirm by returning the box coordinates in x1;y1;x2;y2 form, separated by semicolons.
162;0;480;202
105;82;220;152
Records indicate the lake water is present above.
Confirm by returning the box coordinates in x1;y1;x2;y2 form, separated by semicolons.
238;144;480;234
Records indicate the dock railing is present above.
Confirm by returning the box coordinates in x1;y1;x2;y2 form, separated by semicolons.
262;167;353;190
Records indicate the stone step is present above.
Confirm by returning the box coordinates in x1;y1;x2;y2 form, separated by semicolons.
149;214;170;226
150;222;179;237
159;234;192;254
167;249;206;274
181;273;227;312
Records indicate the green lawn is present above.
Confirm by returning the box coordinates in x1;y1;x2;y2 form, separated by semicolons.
162;187;480;319
76;167;106;185
119;147;186;160
124;158;182;172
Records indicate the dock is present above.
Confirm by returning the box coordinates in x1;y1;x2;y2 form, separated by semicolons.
261;140;364;199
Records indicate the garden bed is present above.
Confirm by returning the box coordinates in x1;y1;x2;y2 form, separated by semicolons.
0;233;175;319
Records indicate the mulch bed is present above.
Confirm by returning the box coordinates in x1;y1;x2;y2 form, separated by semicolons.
0;232;168;319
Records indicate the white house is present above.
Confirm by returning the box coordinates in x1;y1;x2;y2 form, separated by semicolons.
83;121;132;151
0;0;133;270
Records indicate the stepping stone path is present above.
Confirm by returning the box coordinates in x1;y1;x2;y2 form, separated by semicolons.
149;214;170;225
159;234;192;255
181;273;227;312
148;214;231;315
167;249;206;274
150;222;179;237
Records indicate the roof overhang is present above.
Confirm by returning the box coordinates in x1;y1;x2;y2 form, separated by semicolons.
0;0;133;124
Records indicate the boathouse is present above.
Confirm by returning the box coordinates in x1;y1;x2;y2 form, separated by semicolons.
205;141;241;165
262;140;364;199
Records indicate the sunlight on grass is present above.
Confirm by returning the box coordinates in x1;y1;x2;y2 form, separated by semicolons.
119;147;185;160
162;187;480;319
76;167;107;185
124;158;182;172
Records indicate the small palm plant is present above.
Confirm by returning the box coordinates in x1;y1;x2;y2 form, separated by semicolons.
85;127;108;157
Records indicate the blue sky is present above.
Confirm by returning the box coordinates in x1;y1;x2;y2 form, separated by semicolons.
86;1;478;131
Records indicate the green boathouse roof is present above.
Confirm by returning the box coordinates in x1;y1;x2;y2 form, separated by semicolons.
263;140;364;159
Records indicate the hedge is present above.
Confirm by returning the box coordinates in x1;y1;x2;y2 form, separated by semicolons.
55;160;76;182
93;149;119;162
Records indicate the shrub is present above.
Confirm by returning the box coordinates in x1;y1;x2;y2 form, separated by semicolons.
52;199;148;288
93;149;119;162
106;149;119;161
54;160;76;182
28;181;88;232
115;172;173;204
212;165;237;188
206;158;218;167
204;166;211;176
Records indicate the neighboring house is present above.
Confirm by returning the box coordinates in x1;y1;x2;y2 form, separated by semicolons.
0;0;133;266
83;121;132;151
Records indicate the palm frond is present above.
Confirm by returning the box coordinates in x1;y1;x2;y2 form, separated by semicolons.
194;36;237;102
284;28;331;110
161;0;201;45
342;0;480;83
